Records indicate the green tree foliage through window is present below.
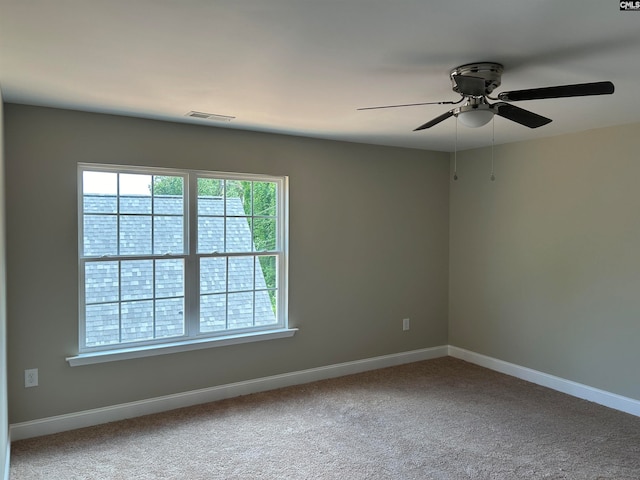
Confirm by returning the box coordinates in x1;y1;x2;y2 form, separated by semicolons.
150;176;184;196
151;176;278;310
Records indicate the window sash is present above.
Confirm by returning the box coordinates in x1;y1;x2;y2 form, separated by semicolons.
78;164;287;353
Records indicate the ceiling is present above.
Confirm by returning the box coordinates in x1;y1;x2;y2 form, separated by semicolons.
1;0;640;152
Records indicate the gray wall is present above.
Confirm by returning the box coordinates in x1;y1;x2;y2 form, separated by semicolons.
0;88;9;477
449;123;640;401
4;104;450;423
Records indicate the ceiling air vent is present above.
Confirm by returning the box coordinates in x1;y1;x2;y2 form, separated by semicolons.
185;111;235;122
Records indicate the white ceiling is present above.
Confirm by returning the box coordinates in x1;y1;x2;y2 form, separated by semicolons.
1;0;640;152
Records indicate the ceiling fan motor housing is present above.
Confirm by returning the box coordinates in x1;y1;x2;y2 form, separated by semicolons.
450;62;504;96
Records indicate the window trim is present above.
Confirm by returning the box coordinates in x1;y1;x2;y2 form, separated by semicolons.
74;163;291;361
66;328;297;366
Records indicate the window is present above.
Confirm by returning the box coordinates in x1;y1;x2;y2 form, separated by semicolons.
78;164;288;355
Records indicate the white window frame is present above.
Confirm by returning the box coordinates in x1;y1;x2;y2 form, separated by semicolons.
69;163;294;366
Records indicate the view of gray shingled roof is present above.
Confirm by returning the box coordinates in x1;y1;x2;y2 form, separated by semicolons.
83;195;276;347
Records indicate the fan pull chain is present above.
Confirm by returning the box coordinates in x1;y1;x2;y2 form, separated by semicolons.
453;115;458;181
490;116;496;181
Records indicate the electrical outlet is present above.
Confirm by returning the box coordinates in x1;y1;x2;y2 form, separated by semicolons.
25;368;38;388
403;318;410;331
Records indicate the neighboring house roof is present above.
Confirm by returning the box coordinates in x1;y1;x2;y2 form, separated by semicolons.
83;195;276;347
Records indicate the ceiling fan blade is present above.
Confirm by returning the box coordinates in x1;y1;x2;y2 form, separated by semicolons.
357;99;461;111
453;75;486;96
413;110;455;131
497;81;614;102
495;102;552;129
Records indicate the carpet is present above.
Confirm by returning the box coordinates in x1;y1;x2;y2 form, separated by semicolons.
10;357;640;479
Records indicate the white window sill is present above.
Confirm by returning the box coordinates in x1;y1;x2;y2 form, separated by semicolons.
66;328;298;367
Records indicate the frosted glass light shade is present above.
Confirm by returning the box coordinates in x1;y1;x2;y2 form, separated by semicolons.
457;109;494;128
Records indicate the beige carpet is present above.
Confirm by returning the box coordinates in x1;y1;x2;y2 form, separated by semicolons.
10;357;640;479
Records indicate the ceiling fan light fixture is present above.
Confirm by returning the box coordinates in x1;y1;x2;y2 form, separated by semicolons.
455;104;495;128
457;109;494;128
359;61;614;133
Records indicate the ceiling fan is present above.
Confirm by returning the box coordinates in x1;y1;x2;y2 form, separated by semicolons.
358;62;614;131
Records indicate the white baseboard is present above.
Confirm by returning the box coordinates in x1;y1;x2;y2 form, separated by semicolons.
448;346;640;417
9;346;448;441
11;345;639;442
